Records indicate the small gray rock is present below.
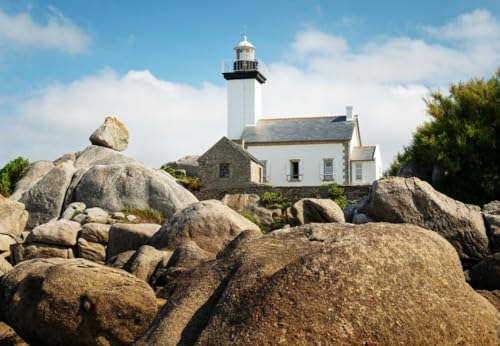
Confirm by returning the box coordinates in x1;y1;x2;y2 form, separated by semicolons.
84;207;109;224
61;202;86;220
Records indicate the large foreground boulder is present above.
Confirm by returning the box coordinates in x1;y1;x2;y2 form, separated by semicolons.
149;200;261;254
72;163;197;218
287;198;345;225
137;223;500;345
89;116;129;152
0;258;157;346
20;161;76;229
360;176;490;261
0;196;28;236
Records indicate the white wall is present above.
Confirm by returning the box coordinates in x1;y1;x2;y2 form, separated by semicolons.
247;143;345;186
351;161;377;185
374;145;383;179
227;79;262;139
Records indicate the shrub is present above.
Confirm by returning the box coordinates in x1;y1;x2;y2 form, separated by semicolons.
0;157;29;196
161;165;202;192
121;208;165;224
327;182;348;208
260;191;290;209
270;215;287;231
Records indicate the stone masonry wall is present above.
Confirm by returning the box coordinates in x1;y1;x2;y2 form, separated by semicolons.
194;184;371;204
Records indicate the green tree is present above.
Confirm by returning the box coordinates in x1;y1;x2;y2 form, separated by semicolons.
388;69;500;205
0;157;30;196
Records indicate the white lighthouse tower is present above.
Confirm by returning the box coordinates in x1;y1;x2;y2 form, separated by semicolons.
222;34;266;140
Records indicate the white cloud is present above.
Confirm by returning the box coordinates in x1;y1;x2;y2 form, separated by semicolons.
0;70;225;167
1;9;499;170
0;7;90;53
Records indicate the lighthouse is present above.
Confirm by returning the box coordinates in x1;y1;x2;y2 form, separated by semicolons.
222;34;266;140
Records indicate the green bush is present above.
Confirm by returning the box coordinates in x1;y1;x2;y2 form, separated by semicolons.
270;215;287;231
260;191;290;209
161;165;202;192
0;157;29;196
327;182;348;208
121;208;165;224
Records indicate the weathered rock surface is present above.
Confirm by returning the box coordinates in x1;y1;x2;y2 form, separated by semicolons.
73;163;197;218
77;238;106;264
149;200;260;254
73;145;139;170
0;321;28;346
477;290;500;311
165;155;199;177
490;226;500;253
0;196;28;236
137;223;500;346
22;243;75;261
469;253;500;290
107;223;160;259
222;193;279;226
10;160;54;201
0;234;16;253
83;207;109;223
287;198;345;226
352;212;374;224
26;219;80;246
20;161;76;229
360;176;490;261
80;223;110;244
61;202;86;220
89;116;129;151
123;245;171;282
0;258;157;346
106;250;136;269
0;256;13;276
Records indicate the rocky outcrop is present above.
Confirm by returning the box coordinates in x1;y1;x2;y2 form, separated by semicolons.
60;202;86;220
164;155;200;177
22;243;75;261
477;290;500;311
107;223;160;259
72;164;197;218
10;160;54;201
287;198;345;226
149;200;261;254
360;177;490;261
138;223;500;345
79;223;110;244
469;253;500;290
73;145;139;170
122;245;171;282
20;161;76;229
0;258;157;346
77;238;106;264
89;116;129;152
0;321;27;346
0;196;28;236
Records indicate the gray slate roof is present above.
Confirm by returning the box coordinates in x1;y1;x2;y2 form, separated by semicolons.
199;136;262;166
241;116;354;143
351;146;376;161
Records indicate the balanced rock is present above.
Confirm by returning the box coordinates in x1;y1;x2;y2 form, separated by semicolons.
72;163;197;218
89;116;129;152
0;196;28;236
0;258;157;346
20;161;76;229
138;223;500;345
287;198;345;226
10;160;54;201
149;200;261;254
360;176;490;261
26;219;80;247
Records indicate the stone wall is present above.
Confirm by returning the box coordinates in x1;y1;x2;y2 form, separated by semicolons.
194;184;371;204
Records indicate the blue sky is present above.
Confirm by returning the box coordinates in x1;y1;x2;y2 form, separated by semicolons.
1;0;499;168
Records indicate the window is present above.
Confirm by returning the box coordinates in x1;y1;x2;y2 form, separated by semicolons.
219;163;230;178
355;163;363;181
289;160;300;181
258;167;263;183
261;160;268;182
323;159;334;181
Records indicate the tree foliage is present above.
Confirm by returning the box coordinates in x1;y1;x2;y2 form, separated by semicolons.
388;69;500;205
0;157;30;196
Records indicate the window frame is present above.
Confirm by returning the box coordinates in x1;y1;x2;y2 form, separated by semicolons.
355;162;363;181
219;163;230;179
323;158;334;181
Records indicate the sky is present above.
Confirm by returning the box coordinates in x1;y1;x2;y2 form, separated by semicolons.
0;0;499;169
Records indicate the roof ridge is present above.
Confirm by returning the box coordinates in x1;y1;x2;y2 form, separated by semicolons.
259;115;344;121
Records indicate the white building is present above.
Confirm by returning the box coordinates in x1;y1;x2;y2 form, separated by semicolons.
221;35;382;187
